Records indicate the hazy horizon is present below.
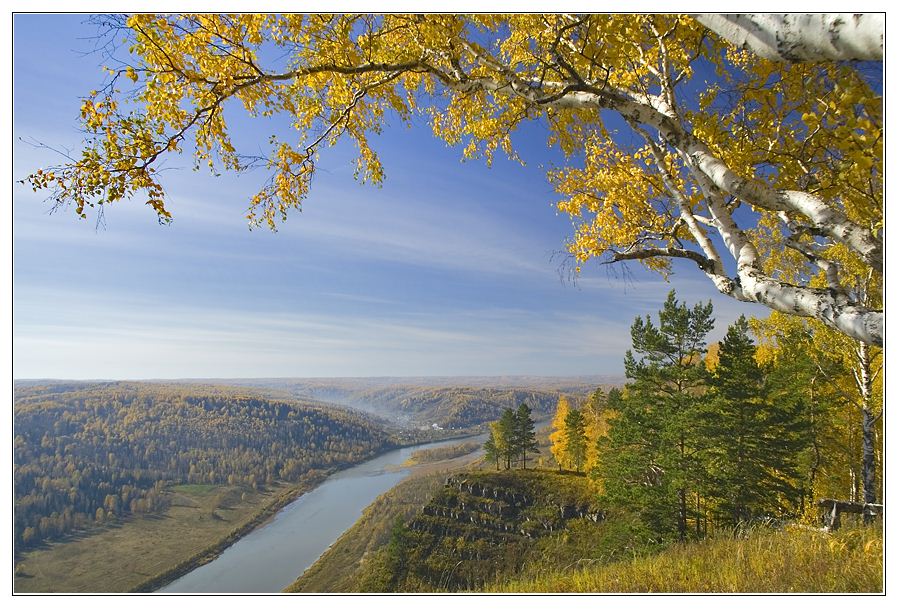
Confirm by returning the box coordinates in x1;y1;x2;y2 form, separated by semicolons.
14;373;625;383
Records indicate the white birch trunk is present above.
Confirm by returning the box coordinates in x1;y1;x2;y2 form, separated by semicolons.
695;14;884;61
692;166;884;346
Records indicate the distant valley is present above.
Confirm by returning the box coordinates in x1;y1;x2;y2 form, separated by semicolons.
13;376;597;592
206;375;623;428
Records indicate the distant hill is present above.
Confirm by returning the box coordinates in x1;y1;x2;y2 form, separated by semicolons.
13;381;395;551
201;376;624;429
15;376;624;431
199;374;624;393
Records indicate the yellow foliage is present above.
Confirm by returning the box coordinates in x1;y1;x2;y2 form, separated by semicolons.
22;13;881;322
548;395;570;469
581;389;614;472
704;342;720;372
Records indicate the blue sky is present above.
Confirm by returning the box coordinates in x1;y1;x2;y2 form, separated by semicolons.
12;14;770;380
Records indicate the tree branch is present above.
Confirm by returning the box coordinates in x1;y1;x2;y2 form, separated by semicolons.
607;246;718;274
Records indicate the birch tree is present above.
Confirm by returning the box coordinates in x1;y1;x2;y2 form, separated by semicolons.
23;14;883;344
695;14;884;62
549;395;571;471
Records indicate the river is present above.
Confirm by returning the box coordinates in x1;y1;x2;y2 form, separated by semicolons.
157;434;482;593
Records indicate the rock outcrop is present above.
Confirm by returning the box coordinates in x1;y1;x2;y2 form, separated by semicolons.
384;470;604;591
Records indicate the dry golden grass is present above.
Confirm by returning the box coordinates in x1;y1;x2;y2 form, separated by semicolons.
493;524;883;593
14;483;278;593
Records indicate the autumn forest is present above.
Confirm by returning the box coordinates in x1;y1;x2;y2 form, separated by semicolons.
13;12;883;595
14;383;394;549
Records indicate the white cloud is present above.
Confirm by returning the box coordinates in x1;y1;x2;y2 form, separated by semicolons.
13;285;638;379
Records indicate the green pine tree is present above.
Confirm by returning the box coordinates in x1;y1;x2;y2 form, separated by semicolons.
702;316;810;528
599;290;714;542
514;403;540;470
496;408;518;470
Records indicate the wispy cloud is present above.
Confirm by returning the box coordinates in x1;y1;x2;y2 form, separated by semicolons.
13;286;639;379
271;185;561;279
15;175;563;283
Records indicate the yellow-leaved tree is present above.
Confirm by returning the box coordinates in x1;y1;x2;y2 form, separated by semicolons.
582;388;615;473
752;308;883;513
548;395;571;470
23;14;883;345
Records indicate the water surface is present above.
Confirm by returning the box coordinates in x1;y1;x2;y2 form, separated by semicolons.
158;435;479;593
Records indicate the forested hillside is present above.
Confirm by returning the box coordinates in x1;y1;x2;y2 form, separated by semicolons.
350;386;565;428
13;382;394;550
233;378;601;429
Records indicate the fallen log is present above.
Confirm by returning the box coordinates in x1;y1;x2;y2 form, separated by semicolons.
817;498;883;530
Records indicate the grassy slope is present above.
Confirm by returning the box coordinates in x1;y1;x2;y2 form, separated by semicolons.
351;468;607;592
286;471;448;592
402;442;481;466
294;421;882;595
492;524;883;593
287;447;486;592
295;458;882;594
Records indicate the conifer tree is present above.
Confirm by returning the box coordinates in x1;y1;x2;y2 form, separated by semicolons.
599;290;713;542
592;387;623;489
496;409;518;470
702;316;810;527
753;310;883;516
514;403;540;470
757;324;847;514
